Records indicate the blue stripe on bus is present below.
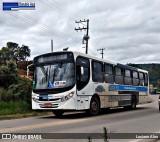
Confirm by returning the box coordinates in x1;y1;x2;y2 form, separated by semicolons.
109;84;148;92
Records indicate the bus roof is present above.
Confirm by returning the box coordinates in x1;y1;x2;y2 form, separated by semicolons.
72;51;148;73
34;51;148;73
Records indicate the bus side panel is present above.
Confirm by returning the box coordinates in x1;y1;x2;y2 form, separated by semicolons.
138;92;149;104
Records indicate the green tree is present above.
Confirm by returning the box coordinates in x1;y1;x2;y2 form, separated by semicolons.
20;45;31;61
0;60;18;88
19;45;31;69
14;46;22;63
6;42;19;61
0;47;10;64
7;60;17;73
0;42;31;66
157;79;160;91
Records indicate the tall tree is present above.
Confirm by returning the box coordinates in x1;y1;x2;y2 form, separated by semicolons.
0;42;31;66
6;42;19;61
19;45;31;69
20;45;31;61
0;47;10;64
14;46;21;63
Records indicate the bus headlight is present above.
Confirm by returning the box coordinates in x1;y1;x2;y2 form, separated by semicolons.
32;96;39;102
61;92;74;102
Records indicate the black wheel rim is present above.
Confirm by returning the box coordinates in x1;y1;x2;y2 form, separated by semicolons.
91;101;98;112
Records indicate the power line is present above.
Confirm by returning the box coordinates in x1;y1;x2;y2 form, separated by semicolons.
5;1;100;55
18;11;75;41
41;0;82;21
39;1;97;53
6;11;77;43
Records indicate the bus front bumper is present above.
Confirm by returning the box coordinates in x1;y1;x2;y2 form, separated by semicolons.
32;97;77;110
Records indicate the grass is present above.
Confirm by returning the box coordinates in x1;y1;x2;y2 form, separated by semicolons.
0;87;14;102
0;101;52;120
0;101;30;115
0;111;52;120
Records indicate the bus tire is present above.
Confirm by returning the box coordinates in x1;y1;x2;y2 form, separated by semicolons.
124;96;137;110
89;97;100;116
130;96;137;110
53;110;64;117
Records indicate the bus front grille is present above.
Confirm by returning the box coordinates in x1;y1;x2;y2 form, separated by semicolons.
38;98;60;101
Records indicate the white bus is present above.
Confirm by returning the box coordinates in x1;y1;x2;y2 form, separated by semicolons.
32;51;149;116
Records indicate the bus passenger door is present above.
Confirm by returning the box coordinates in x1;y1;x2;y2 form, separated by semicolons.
76;57;91;109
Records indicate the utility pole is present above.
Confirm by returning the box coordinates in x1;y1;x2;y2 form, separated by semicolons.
51;39;53;52
75;19;90;54
97;48;105;59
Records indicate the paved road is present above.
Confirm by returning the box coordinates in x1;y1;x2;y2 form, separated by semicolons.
0;95;159;142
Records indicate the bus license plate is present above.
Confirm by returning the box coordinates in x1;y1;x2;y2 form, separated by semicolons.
44;103;52;107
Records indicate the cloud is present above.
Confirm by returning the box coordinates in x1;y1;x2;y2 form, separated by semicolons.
0;0;160;64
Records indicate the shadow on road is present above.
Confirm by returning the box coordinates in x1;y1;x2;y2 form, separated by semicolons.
39;106;151;120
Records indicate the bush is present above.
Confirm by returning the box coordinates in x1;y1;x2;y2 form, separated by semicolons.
0;74;18;89
9;78;32;103
0;88;14;102
7;60;17;74
0;60;19;88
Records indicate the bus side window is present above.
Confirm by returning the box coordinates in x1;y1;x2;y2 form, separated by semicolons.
133;71;139;86
139;72;144;86
92;61;104;83
124;69;132;85
104;64;114;83
115;67;123;84
144;73;148;86
76;57;90;91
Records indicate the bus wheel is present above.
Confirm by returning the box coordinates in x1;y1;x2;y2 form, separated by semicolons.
130;96;137;110
89;97;100;116
124;96;136;110
53;110;64;117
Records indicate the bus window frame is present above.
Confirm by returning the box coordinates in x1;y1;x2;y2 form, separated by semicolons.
139;72;145;86
114;66;124;84
104;63;114;83
132;71;139;86
124;69;132;85
92;60;104;83
144;73;148;86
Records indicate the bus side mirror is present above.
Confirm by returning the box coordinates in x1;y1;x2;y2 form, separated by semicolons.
27;64;33;81
81;67;84;75
76;65;83;81
76;65;85;82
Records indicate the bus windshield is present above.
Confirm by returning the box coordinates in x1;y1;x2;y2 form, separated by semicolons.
34;62;75;90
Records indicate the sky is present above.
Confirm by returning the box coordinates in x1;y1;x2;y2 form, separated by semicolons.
0;0;160;64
